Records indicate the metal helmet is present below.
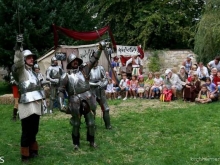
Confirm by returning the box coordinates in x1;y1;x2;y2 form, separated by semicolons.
51;56;58;66
33;64;40;70
23;50;36;60
66;53;83;69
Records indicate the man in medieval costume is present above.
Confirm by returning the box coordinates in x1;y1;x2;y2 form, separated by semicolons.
58;42;106;150
126;51;143;76
89;61;112;129
46;56;64;113
12;34;45;162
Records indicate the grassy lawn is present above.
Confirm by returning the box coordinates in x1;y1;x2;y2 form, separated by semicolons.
0;99;220;165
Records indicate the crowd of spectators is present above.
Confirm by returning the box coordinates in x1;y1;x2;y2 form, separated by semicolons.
105;54;220;104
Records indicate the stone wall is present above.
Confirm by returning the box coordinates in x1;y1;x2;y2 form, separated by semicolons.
143;50;197;75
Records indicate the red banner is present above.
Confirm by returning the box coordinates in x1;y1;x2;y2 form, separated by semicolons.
53;24;116;49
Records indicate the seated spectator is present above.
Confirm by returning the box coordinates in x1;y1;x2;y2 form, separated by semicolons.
205;77;218;101
144;72;154;99
195;84;212;104
197;62;209;81
106;71;116;86
129;75;138;99
213;70;220;93
137;75;145;98
178;66;188;99
192;64;198;70
178;66;188;83
105;79;116;100
150;72;163;99
182;54;193;75
116;73;129;100
210;68;217;82
207;56;220;71
164;69;182;100
183;73;201;102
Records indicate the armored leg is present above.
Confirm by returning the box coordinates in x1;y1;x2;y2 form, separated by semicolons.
70;116;81;147
97;94;112;129
49;86;57;113
83;101;96;148
103;111;111;129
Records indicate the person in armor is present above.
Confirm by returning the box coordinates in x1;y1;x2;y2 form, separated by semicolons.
10;66;19;121
33;64;48;114
12;34;45;162
46;56;64;113
89;61;112;129
58;42;106;150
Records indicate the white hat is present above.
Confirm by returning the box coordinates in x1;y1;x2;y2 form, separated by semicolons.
187;54;193;59
165;69;172;75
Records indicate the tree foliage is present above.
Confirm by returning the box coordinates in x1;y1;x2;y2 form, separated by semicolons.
0;0;98;70
91;0;205;50
0;0;205;71
194;0;220;63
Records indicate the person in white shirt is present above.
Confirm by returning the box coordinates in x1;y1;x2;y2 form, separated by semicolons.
116;73;129;100
207;56;220;71
197;62;209;81
125;52;143;76
105;79;116;99
164;69;183;100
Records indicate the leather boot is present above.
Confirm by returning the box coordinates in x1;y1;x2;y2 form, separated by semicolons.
21;147;29;162
12;108;18;121
29;141;38;158
103;111;112;129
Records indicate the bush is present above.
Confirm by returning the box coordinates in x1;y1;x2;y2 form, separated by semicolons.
0;81;11;95
148;50;161;72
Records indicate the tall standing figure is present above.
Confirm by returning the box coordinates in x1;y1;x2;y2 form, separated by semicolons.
89;61;112;129
12;34;45;162
58;42;106;150
46;56;64;113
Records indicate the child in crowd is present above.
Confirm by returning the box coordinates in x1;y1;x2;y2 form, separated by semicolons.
205;77;218;101
213;70;220;93
195;84;212;103
144;72;154;99
137;75;145;98
116;73;129;100
210;68;218;82
105;79;116;100
150;72;163;99
210;68;217;82
129;75;138;99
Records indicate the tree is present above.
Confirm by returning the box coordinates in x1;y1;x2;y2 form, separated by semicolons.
0;0;98;70
194;0;220;63
89;0;205;50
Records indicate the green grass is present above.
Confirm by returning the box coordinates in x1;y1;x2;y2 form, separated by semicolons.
1;99;220;165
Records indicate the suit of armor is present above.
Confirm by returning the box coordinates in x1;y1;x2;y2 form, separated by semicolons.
13;34;44;161
46;58;64;113
89;65;111;129
58;42;105;149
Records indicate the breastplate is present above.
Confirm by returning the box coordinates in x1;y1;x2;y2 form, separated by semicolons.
68;71;90;96
90;67;102;82
19;70;44;103
50;66;62;79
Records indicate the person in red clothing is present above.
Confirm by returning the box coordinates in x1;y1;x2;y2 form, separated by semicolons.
213;71;220;92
